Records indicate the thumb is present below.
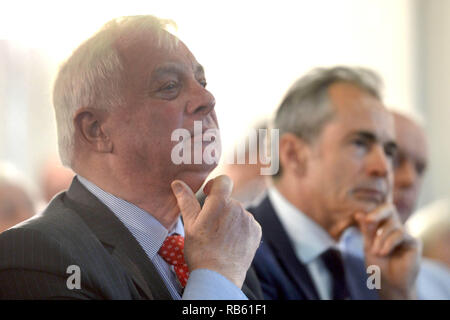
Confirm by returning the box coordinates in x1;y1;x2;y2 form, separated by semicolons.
355;212;373;252
171;180;201;224
355;212;367;234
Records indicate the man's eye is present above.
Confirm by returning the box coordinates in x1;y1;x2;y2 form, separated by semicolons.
353;139;367;148
199;80;207;88
416;162;426;176
384;146;397;159
161;81;179;91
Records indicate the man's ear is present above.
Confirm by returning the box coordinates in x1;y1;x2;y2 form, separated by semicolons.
73;107;113;153
279;133;310;177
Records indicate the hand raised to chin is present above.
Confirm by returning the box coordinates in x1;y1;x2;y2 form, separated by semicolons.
355;203;421;299
171;175;262;289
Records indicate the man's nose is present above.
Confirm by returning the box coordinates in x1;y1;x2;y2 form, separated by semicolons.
366;145;390;178
394;160;416;189
185;82;216;116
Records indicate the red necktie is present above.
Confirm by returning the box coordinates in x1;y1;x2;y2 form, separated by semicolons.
158;234;190;287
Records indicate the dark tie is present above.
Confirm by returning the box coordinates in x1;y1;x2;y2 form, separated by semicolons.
320;248;351;300
158;234;190;288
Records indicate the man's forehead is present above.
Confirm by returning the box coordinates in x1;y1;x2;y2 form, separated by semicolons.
327;86;395;140
152;60;204;77
117;30;202;79
394;114;425;142
394;114;428;159
116;27;175;48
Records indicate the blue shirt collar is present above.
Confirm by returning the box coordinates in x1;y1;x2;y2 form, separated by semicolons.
268;186;337;264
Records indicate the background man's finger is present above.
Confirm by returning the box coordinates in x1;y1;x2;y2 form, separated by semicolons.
355;212;374;251
365;203;395;224
372;223;397;255
379;230;406;256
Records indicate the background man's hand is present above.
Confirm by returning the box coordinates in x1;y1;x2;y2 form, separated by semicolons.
171;175;262;289
355;203;421;299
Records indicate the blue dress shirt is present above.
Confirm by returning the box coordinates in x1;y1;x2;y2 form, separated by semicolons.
77;176;247;300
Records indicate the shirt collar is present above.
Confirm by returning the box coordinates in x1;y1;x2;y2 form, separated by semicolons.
267;186;337;264
77;175;184;259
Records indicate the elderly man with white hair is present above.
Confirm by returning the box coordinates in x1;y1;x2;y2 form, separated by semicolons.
0;15;262;300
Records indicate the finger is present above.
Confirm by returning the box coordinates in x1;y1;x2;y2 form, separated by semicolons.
198;176;235;226
371;223;398;255
244;208;262;242
203;179;214;196
354;212;373;251
387;190;393;204
381;231;419;256
354;212;367;234
171;180;201;223
378;229;406;256
207;175;233;199
364;203;395;225
201;175;234;216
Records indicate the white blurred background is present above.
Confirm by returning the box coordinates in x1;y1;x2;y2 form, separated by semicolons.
0;0;448;208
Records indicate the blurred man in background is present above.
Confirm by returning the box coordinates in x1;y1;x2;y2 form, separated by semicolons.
35;156;75;212
0;162;35;233
251;66;420;300
222;119;269;205
392;112;428;222
341;111;450;299
40;156;75;203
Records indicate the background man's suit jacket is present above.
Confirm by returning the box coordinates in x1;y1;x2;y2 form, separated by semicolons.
249;196;379;300
0;178;263;299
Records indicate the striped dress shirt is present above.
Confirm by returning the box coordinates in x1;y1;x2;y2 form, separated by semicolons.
77;175;246;300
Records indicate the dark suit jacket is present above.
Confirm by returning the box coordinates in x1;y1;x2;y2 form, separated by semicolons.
0;177;263;300
249;195;379;300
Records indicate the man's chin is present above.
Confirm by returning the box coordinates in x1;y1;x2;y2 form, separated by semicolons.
351;199;384;214
174;163;218;193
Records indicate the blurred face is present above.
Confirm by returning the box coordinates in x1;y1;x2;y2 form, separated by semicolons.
105;30;219;192
393;114;428;222
0;184;34;233
304;83;396;230
224;162;266;203
42;160;75;202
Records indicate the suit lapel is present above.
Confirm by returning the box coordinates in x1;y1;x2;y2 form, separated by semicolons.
64;177;172;300
252;196;320;300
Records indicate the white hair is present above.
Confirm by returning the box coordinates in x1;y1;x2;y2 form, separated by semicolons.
53;15;178;167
